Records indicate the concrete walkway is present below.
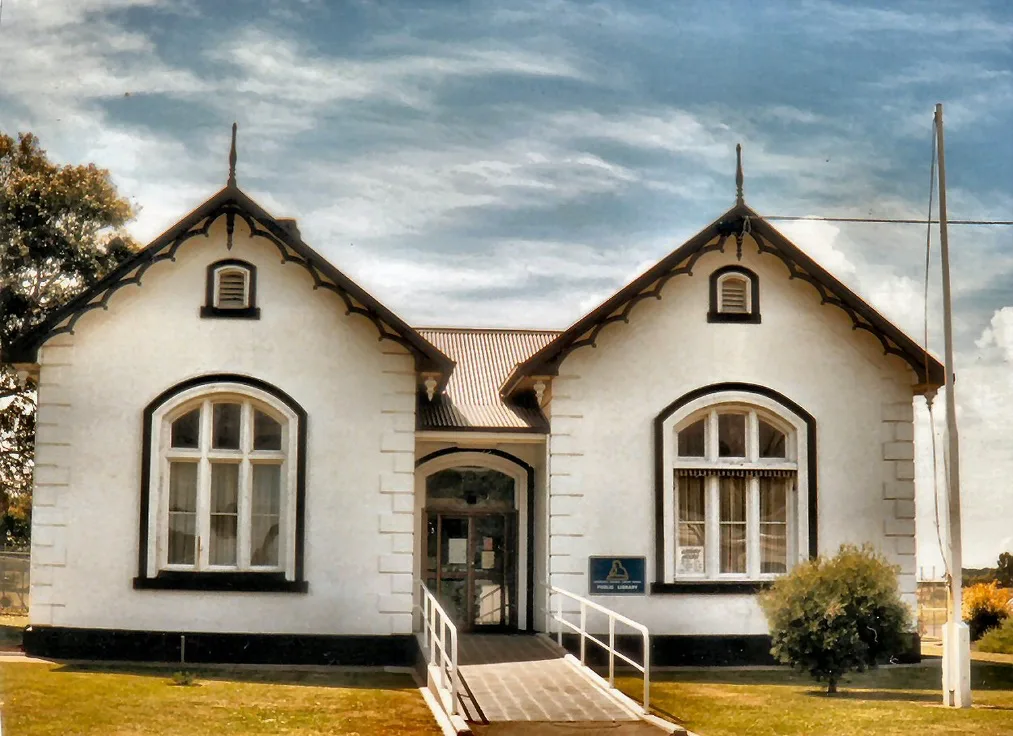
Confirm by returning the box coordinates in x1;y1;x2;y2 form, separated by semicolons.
455;634;668;732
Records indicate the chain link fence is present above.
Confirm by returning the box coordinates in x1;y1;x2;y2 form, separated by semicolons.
0;546;30;613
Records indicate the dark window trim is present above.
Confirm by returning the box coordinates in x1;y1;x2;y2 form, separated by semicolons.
201;259;260;320
133;572;308;593
415;447;536;633
708;265;760;323
138;374;308;592
650;581;772;595
653;382;817;584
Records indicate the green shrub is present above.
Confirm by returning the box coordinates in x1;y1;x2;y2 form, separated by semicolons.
170;671;198;687
759;544;911;694
962;582;1011;641
978;616;1013;654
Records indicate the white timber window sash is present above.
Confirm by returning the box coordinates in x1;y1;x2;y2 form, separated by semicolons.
148;384;297;580
666;397;805;584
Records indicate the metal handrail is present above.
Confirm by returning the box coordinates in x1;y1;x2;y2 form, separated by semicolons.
546;583;650;712
416;580;460;716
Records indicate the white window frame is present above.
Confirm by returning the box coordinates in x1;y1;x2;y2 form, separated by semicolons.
145;382;299;580
716;272;751;314
213;266;251;309
661;391;809;584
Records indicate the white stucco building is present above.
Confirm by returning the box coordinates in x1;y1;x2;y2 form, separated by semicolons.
6;149;942;666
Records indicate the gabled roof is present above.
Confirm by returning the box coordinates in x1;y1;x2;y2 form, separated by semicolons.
416;327;559;432
501;202;945;398
4;183;455;387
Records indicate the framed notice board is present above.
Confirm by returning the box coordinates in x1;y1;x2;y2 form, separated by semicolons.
588;556;646;595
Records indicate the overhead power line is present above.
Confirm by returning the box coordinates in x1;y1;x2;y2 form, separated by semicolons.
761;214;1008;225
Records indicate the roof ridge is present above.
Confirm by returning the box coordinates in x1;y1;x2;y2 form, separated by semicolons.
416;325;565;334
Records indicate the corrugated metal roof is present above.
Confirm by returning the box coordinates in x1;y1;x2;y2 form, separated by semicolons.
416;328;561;431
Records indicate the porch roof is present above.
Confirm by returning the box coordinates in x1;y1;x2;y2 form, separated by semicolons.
416;328;560;432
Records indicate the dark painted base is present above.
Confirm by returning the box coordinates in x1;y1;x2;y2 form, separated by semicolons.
23;626;417;667
558;632;922;667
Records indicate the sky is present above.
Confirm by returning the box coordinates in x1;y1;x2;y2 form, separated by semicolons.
0;0;1011;570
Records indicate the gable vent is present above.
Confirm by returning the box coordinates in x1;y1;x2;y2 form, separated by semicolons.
217;270;248;308
720;277;748;313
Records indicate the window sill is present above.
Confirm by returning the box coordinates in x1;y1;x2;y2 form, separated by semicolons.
651;581;772;594
707;311;761;324
133;572;307;593
200;306;261;320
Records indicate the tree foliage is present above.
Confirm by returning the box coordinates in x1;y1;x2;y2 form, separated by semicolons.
998;552;1013;588
1;132;138;543
759;544;912;694
962;581;1012;641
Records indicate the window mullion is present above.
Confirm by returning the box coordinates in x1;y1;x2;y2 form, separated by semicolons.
748;476;760;579
197;400;212;570
747;411;758;462
238;403;253;570
706;411;718;462
706;475;719;579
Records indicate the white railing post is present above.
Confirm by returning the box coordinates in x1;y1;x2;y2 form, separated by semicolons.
543;582;651;716
579;602;587;665
608;617;616;688
556;592;563;647
450;626;459;715
415;580;461;718
642;628;650;712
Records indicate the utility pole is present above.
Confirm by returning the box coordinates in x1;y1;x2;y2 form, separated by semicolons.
936;102;971;708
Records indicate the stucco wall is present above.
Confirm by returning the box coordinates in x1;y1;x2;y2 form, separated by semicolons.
546;235;918;635
29;217;417;636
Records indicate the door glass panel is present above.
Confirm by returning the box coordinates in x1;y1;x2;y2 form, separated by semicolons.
426;510;516;631
472;514;509;627
440;517;469;574
426;468;514;508
438;578;468;626
426;514;439;572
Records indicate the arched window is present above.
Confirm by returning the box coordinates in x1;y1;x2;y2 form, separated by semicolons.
201;260;260;319
656;385;814;588
136;376;306;592
708;266;759;323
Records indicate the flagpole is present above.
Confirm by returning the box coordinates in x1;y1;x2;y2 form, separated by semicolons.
936;101;971;708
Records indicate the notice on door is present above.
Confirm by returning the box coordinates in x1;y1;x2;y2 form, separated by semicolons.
447;538;468;565
588;556;646;595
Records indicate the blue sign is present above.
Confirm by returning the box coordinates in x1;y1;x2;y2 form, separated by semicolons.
588;556;646;595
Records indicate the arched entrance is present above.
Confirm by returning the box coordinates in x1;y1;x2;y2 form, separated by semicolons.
415;450;530;632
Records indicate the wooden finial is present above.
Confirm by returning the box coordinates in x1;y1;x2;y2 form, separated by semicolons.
735;143;744;205
227;122;238;187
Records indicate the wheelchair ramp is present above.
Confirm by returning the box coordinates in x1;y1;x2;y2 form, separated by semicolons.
456;635;675;732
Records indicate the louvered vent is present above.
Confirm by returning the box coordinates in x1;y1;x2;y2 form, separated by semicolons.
720;277;748;313
217;269;248;308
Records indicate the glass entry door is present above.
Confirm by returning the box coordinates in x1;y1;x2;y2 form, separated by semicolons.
425;511;516;631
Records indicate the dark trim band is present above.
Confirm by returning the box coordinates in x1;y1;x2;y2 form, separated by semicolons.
23;626;416;666
138;374;308;590
415;447;536;632
707;265;761;323
653;382;818;583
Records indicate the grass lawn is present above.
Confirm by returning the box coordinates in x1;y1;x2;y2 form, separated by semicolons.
619;659;1013;736
0;662;441;735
